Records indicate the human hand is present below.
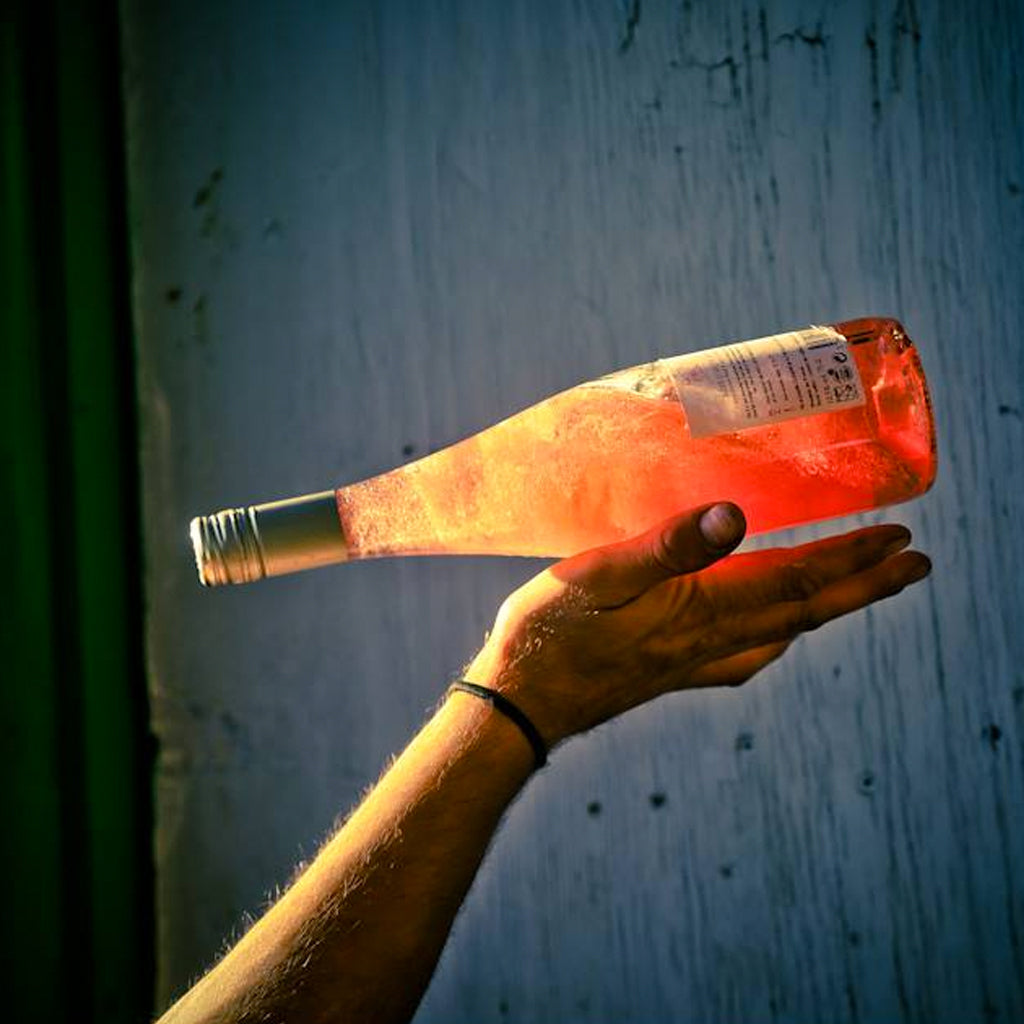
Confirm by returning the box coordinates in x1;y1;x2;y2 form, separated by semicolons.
463;503;931;748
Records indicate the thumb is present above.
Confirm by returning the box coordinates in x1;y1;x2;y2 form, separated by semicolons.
555;502;746;608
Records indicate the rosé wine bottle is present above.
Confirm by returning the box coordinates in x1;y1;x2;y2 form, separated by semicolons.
191;317;936;585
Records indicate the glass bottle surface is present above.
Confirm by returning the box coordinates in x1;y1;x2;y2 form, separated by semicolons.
335;317;936;560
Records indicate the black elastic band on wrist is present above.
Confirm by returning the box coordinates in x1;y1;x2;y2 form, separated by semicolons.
447;680;548;771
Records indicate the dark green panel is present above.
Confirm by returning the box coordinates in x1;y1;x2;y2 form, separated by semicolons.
1;17;65;1022
56;1;152;1018
1;1;153;1020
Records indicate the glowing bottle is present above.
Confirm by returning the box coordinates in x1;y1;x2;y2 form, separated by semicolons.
191;317;936;585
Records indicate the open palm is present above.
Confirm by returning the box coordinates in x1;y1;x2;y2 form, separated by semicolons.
464;503;931;747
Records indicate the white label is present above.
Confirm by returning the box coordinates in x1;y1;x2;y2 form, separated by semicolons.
662;327;866;439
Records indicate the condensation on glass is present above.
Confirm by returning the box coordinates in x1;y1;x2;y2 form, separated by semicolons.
191;317;936;586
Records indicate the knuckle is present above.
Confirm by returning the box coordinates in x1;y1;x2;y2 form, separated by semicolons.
800;564;827;597
690;621;727;662
650;529;686;577
780;601;818;636
669;577;710;622
796;601;822;633
852;530;875;552
780;563;818;601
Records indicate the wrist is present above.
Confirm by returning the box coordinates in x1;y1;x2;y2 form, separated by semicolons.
440;685;536;779
448;681;547;771
462;644;565;751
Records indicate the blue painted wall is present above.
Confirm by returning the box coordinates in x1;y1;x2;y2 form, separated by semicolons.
124;2;1024;1019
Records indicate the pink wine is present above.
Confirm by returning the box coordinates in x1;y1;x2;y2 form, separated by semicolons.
191;317;936;585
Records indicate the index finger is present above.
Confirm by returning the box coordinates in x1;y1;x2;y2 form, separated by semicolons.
698;523;914;612
698;548;932;664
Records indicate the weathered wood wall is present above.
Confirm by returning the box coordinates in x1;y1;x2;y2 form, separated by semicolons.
123;1;1024;1019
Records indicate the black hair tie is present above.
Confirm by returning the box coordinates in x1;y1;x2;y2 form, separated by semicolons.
448;680;548;771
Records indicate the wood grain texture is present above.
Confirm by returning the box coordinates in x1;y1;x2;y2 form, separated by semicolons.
122;0;1024;1019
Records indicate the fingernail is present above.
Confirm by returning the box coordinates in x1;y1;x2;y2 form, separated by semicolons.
883;531;912;559
905;555;932;583
699;503;744;549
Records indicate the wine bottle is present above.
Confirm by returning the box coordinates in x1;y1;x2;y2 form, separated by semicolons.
190;316;936;586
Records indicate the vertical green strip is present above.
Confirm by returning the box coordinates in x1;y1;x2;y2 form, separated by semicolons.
1;1;153;1021
56;0;154;1018
0;13;66;1023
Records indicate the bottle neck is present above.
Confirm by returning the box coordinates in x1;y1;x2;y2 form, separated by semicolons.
191;491;347;585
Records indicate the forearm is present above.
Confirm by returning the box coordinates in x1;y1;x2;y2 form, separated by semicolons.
157;510;930;1023
158;691;535;1024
